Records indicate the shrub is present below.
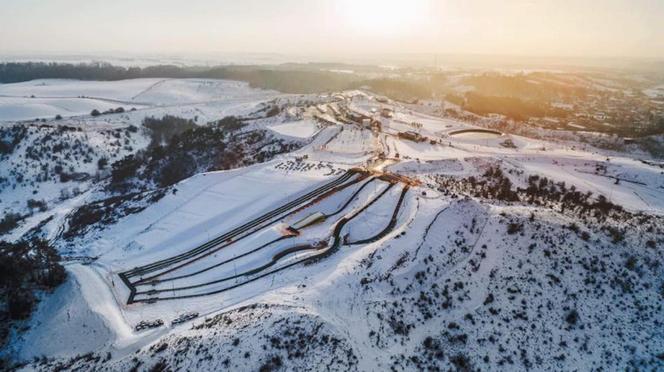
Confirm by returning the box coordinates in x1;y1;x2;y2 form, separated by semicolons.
216;116;246;131
565;309;579;326
624;256;637;271
606;226;624;243
143;115;197;147
0;213;22;234
507;222;523;235
109;154;143;191
7;289;36;320
0;239;66;321
27;199;48;212
157;153;196;187
449;354;472;371
97;157;108;170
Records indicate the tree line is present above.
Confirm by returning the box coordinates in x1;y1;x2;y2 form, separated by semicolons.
0;62;358;94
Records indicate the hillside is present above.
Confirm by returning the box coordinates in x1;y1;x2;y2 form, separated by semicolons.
0;79;662;371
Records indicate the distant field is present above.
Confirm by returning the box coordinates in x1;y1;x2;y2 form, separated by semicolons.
0;78;274;122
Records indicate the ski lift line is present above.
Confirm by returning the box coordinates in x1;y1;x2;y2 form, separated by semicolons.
129;181;396;303
134;236;292;287
134;243;323;296
127;170;355;275
122;171;368;303
136;177;382;288
128;172;363;283
123;171;358;278
325;177;378;217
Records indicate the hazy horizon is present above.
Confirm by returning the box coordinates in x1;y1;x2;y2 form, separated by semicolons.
1;0;663;61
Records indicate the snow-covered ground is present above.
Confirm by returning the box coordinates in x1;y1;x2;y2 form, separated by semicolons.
267;119;319;139
0;78;278;122
643;84;664;99
0;78;296;239
2;80;663;371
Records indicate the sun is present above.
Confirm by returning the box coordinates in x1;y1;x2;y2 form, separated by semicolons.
340;0;429;37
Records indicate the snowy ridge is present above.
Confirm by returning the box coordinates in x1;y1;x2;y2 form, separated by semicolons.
1;80;662;371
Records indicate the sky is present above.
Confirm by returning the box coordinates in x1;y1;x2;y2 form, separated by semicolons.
1;0;663;61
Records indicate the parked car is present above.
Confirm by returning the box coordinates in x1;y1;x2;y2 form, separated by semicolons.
171;312;199;326
134;319;164;332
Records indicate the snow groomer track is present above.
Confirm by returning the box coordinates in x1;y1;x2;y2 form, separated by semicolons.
118;169;410;304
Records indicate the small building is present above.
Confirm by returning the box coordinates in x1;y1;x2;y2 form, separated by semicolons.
347;110;370;124
290;212;326;231
380;108;393;118
398;131;426;143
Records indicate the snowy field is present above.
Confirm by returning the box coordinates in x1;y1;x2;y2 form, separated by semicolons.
2;80;663;371
267;119;319;139
643;84;664;99
0;78;278;122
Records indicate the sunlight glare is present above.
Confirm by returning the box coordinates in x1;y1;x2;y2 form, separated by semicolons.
340;0;430;37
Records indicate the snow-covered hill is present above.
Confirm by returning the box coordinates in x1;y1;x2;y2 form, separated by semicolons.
1;80;663;371
0;79;277;123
